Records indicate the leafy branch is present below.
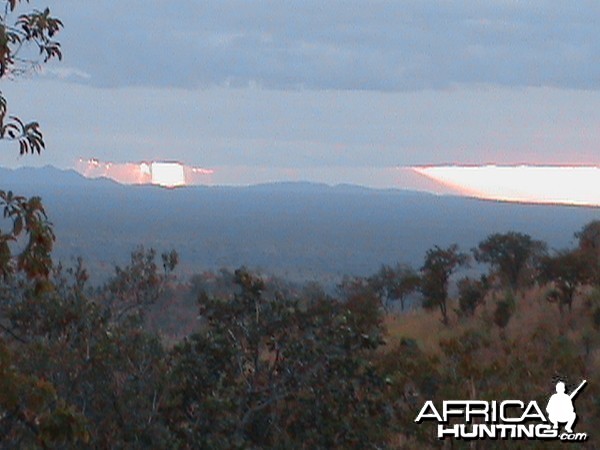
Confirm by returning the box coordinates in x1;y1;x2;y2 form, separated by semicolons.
0;0;62;154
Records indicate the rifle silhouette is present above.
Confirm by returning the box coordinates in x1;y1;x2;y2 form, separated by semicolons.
569;380;587;400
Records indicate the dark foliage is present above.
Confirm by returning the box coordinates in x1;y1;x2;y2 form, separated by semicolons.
420;244;468;325
474;232;547;293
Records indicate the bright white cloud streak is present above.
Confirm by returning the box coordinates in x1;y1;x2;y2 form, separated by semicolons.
414;165;600;206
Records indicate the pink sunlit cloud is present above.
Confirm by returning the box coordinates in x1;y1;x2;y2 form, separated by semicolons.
76;158;214;187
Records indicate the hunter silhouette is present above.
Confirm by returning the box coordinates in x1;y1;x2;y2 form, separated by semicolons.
546;380;586;433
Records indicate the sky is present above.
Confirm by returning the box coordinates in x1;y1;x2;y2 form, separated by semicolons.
0;1;599;190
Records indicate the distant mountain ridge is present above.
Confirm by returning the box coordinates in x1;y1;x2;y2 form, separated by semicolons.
0;165;119;188
1;166;428;193
1;166;598;284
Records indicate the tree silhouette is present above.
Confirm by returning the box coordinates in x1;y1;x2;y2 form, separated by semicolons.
420;244;468;325
576;220;600;285
368;263;420;312
539;249;591;312
474;232;547;293
456;276;487;317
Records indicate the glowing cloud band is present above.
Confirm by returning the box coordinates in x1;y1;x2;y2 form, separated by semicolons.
413;165;600;207
77;159;214;187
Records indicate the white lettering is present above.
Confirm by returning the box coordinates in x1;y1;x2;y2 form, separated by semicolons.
464;400;489;423
499;400;524;423
437;424;460;439
415;401;443;423
521;401;546;422
443;401;466;422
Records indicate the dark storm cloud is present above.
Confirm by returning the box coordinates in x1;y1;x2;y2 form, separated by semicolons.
50;1;600;91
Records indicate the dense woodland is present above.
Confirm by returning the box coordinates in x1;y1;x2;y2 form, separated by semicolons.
1;185;599;448
1;1;600;448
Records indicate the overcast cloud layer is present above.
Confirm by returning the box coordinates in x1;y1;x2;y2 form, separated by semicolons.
1;2;598;186
49;1;600;91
